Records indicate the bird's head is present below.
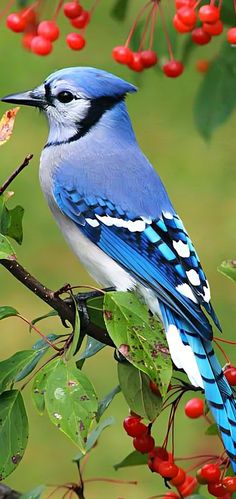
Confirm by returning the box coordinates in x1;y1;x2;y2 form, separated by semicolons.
1;67;137;144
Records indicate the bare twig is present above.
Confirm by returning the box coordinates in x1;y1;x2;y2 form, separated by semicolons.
0;154;33;195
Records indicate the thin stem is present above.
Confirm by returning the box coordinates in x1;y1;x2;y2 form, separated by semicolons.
138;4;154;51
84;478;137;486
125;0;152;47
0;0;16;20
0;154;33;196
52;0;64;21
89;0;100;17
21;352;59;391
214;339;231;365
175;453;220;461
158;1;174;60
214;336;236;346
149;1;158;50
18;315;62;352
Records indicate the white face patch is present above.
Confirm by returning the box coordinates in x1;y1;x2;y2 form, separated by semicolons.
176;283;198;303
173;240;190;258
186;269;201;286
95;215;146;232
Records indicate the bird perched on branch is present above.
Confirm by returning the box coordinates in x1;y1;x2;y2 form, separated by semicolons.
2;67;236;470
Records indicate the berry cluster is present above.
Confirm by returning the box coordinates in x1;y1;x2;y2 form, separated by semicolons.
6;1;92;56
112;0;236;78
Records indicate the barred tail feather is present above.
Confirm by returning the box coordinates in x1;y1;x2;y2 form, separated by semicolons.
161;304;236;471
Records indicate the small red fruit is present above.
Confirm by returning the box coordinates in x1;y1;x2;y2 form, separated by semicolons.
163;60;184;78
123;416;147;438
178;476;198;497
170;467;186;486
175;0;194;8
128;52;144;72
20;7;37;25
6;13;27;33
71;10;90;29
173;14;193;33
64;1;82;19
223;476;236;492
38;21;60;41
66;33;86;50
203;20;223;36
112;46;133;65
140;50;158;68
184;397;204;418
163;493;179;499
224;366;236;386
177;6;197;26
192;27;211;45
227;27;236;45
208;481;227;497
22;32;37;51
158;461;179;479
133;434;155;453
198;5;220;23
199;463;221;483
31;36;53;55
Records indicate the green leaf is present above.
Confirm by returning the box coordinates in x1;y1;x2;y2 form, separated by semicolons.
0;233;15;259
194;43;236;139
0;390;28;479
73;416;115;462
65;297;81;360
104;292;172;397
96;385;121;422
79;335;105;361
6;205;24;245
118;363;162;421
0;350;39;394
0;306;18;320
45;358;98;452
87;295;106;330
16;334;60;382
21;485;46;499
32;360;58;415
30;310;58;330
110;0;129;21
114;450;147;470
218;260;236;284
205;423;218;436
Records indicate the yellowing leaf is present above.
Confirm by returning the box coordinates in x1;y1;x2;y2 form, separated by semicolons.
0;107;20;146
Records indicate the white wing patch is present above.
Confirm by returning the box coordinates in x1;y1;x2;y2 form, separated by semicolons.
186;269;201;286
176;283;198;304
173;240;190;258
86;218;100;227
95;214;146;232
203;281;211;303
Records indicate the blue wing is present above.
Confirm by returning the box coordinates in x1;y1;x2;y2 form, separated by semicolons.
54;185;221;341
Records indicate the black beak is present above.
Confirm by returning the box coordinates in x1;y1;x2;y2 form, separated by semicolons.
1;89;45;108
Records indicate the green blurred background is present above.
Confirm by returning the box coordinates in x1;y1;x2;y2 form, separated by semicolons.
0;1;236;497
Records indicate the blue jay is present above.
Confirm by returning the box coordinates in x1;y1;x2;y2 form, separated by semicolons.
2;67;236;469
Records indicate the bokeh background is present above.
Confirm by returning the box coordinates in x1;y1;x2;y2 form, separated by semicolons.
0;1;236;498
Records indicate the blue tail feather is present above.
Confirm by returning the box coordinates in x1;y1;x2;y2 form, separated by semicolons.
161;303;236;472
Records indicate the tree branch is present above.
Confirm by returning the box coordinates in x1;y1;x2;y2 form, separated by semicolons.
0;154;33;195
1;259;114;347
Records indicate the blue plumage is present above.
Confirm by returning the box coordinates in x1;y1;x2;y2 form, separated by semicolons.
2;66;236;471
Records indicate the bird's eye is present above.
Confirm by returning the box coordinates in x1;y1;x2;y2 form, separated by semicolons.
57;91;74;103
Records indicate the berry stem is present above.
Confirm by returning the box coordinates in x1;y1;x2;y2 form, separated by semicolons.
89;0;100;18
84;478;137;486
149;1;158;50
158;1;174;60
214;335;236;346
17;314;62;352
214;339;231;364
0;0;16;21
52;0;64;21
138;3;154;51
125;0;152;47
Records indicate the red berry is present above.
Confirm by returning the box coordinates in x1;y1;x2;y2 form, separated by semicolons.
177;6;197;26
64;1;82;19
20;7;37;25
203;20;223;36
133;434;155;453
140;50;158;68
223;476;236;492
66;33;86;50
123;416;147;438
71;10;90;29
38;21;60;41
163;60;184;78
192;27;211;45
175;0;194;8
227;27;236;45
163;493;179;499
199;5;220;23
170;467;186;486
31;36;52;56
22;31;36;51
6;13;27;33
200;463;221;483
208;481;227;497
128;52;144;72
112;45;133;65
184;398;204;418
224;366;236;386
173;14;193;33
158;461;179;479
178;476;198;497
